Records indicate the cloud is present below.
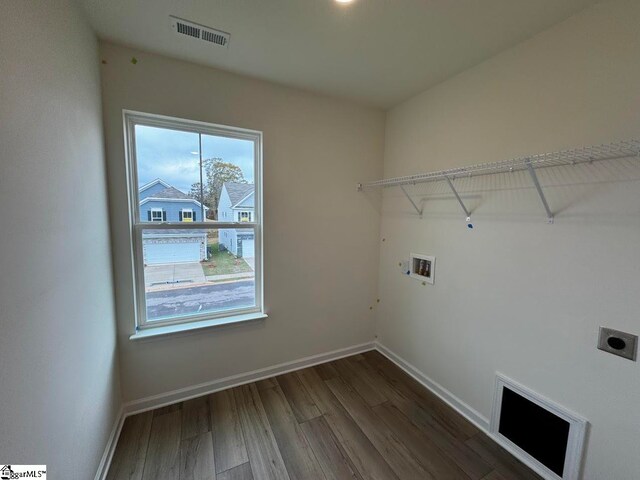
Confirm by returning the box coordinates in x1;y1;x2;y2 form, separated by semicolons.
135;125;255;193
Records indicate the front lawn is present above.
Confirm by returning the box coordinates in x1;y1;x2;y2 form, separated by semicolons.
202;240;253;276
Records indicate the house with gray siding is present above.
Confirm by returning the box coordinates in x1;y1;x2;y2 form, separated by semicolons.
218;182;255;258
139;179;209;265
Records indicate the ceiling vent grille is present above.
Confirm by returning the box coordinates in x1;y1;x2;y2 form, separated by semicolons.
177;22;200;39
170;16;230;48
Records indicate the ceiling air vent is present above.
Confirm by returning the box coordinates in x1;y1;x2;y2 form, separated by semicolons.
169;16;230;48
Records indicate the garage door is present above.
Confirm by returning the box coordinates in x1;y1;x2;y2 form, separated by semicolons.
238;238;255;258
144;242;200;265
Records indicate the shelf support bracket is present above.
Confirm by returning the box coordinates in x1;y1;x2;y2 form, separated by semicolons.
525;160;554;224
399;185;423;216
445;177;472;225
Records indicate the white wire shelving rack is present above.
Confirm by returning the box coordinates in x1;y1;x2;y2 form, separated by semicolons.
357;140;640;226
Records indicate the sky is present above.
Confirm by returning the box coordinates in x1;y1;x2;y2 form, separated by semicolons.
135;125;255;193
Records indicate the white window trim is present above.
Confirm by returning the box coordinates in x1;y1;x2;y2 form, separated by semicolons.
123;110;264;335
150;208;163;222
181;208;193;221
130;312;268;340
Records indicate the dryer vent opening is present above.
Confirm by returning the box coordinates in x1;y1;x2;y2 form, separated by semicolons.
499;386;569;476
491;375;587;480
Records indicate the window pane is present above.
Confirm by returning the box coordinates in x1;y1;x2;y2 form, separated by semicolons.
201;134;255;222
134;125;204;222
142;227;256;323
127;113;262;328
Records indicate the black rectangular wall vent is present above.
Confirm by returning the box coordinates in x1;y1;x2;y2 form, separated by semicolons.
491;374;587;480
499;386;570;476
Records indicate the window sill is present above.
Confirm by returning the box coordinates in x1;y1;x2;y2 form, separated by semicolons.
129;312;268;341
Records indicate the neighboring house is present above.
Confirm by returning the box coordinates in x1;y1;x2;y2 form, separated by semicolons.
217;182;255;258
139;179;209;265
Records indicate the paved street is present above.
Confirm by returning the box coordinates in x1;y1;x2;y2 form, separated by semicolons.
146;280;255;320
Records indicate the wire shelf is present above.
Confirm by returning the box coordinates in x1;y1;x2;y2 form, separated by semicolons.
357;139;640;225
358;140;640;190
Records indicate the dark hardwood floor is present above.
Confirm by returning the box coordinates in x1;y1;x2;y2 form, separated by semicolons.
106;351;542;480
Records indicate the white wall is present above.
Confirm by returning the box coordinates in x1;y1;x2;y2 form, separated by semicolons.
99;43;384;401
0;1;120;478
377;1;640;479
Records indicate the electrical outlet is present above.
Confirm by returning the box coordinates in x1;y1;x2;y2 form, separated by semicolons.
597;327;637;361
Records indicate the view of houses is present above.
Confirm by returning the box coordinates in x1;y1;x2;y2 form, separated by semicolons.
140;178;210;264
217;182;255;258
139;178;256;320
139;178;255;265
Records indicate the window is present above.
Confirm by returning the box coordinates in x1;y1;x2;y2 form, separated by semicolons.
181;209;194;222
124;111;263;333
150;208;164;222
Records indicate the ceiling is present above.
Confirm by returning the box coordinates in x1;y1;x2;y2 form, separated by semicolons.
80;0;599;108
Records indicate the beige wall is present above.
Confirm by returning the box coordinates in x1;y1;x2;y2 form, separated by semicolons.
0;1;120;477
377;1;640;479
99;42;384;402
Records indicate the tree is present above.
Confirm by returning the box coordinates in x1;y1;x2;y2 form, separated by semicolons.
188;159;247;219
188;182;208;206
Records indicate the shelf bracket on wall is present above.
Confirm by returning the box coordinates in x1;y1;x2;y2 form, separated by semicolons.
525;159;554;224
445;176;473;228
400;185;423;217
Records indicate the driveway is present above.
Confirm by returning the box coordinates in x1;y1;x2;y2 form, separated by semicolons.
145;262;206;288
244;256;255;271
146;280;255;320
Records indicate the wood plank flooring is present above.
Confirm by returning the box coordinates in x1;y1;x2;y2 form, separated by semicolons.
107;351;542;480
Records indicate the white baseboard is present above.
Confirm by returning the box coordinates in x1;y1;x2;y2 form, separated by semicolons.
94;405;125;480
373;342;573;480
95;341;375;479
373;341;490;431
96;340;558;480
123;341;375;415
